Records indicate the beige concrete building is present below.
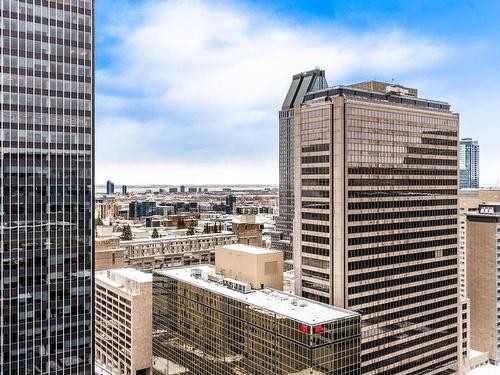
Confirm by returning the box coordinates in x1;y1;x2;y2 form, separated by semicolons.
458;189;500;296
95;268;153;375
231;214;265;247
96;201;119;222
121;232;238;272
96;237;125;271
466;202;500;365
215;244;283;290
291;78;461;374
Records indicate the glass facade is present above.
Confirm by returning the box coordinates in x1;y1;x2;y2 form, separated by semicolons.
0;0;94;373
152;271;360;375
459;138;479;189
273;70;328;270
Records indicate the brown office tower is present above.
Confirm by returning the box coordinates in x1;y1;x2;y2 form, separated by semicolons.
466;203;500;365
292;78;461;374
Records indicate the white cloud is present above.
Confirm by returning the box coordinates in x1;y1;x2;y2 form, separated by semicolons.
97;0;451;184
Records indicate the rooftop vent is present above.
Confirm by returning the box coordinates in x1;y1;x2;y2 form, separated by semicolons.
223;278;252;294
190;269;203;279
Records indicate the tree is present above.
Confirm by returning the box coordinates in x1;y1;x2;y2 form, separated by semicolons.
218;222;223;232
151;228;159;238
120;225;133;241
95;218;103;226
186;223;195;236
177;217;186;229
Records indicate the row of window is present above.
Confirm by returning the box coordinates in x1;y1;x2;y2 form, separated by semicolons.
348;259;457;283
348;167;456;176
349;267;457;295
348;218;456;234
347;198;457;210
1;72;92;94
302;143;329;153
348;238;457;258
348;228;456;246
348;208;457;222
347;118;457;136
347;106;457;126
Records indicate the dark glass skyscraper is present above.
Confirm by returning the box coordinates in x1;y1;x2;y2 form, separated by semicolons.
272;69;328;270
106;179;114;194
459;138;479;189
0;1;94;373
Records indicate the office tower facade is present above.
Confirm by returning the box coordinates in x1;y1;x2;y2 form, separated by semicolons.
152;265;361;374
272;69;328;270
95;269;152;375
466;203;500;365
292;79;461;374
106;179;114;194
459;138;479;189
0;1;94;373
122;184;127;195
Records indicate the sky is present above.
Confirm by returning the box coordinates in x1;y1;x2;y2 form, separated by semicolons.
95;0;500;185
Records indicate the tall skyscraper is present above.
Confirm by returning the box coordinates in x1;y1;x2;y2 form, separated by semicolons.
0;1;94;373
272;69;328;270
292;78;461;374
459;138;479;189
106;179;114;194
466;202;500;365
122;184;127;195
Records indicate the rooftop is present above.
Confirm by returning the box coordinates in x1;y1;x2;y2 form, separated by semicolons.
96;268;152;289
221;243;279;255
155;265;357;325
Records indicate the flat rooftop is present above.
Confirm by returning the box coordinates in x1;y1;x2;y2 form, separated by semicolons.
96;268;152;286
220;243;279;255
155;265;357;325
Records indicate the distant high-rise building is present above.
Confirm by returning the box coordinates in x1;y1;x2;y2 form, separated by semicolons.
168;187;178;193
272;69;328;270
0;1;94;373
460;138;479;189
122;185;128;195
106;179;115;194
225;194;237;214
180;185;185;193
152;263;360;375
292;78;461;374
129;201;157;218
466;203;500;365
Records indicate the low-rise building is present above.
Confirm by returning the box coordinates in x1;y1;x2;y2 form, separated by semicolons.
152;264;360;375
121;232;238;272
95;268;152;375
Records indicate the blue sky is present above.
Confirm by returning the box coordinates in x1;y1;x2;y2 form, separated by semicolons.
95;0;500;185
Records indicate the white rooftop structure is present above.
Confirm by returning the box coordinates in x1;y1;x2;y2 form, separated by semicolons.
156;265;356;325
96;268;152;295
221;243;279;255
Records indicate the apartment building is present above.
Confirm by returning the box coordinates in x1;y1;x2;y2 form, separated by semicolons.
292;78;461;374
121;232;238;271
95;269;152;375
466;203;500;364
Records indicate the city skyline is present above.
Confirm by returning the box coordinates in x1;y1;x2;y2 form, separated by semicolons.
95;0;500;185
